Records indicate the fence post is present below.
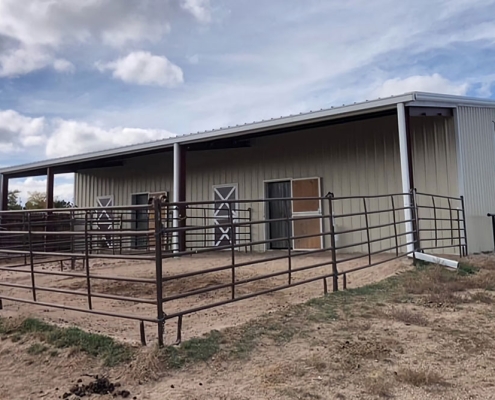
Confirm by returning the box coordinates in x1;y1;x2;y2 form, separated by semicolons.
362;198;371;266
70;210;76;270
326;194;338;292
461;196;468;256
84;211;93;310
410;190;420;264
229;205;236;300
286;209;292;285
27;213;36;302
390;196;399;257
154;198;165;347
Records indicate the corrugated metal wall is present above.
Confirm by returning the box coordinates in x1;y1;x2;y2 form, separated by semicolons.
74;152;174;207
75;114;459;253
456;106;495;253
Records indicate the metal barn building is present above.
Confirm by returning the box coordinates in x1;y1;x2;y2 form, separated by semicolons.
1;92;495;254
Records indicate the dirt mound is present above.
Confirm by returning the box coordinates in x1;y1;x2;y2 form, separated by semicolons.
62;376;132;399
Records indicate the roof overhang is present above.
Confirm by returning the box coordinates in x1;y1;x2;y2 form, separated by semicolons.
2;91;495;178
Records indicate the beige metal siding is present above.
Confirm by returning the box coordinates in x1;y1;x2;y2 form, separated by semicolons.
410;117;458;197
410;116;460;254
185;115;404;252
75;153;174;207
457;106;495;253
74;114;459;254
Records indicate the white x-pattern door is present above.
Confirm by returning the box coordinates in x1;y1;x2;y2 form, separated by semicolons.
213;184;238;247
96;195;114;248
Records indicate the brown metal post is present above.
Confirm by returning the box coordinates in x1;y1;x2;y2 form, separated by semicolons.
46;168;54;209
390;196;399;256
154;198;165;346
70;210;76;270
410;190;420;264
84;211;93;310
178;145;187;252
363;198;371;266
140;321;147;346
461;196;468;256
431;195;437;248
327;195;338;292
27;213;36;301
286;210;292;285
1;174;8;211
447;198;454;246
229;206;236;300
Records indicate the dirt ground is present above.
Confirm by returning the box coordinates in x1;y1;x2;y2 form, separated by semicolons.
0;252;407;345
4;252;495;399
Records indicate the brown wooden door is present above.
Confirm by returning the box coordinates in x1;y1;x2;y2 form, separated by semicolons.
291;178;322;250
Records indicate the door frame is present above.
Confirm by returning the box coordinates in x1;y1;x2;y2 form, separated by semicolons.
212;183;239;248
263;178;293;251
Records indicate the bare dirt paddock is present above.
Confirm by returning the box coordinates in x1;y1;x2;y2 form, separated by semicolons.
0;252;410;345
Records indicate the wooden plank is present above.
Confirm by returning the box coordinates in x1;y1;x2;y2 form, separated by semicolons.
293;218;322;250
292;178;320;213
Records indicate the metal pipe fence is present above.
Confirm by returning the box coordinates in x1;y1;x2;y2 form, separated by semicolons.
0;190;467;345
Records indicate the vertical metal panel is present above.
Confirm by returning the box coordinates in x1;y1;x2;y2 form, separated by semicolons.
185;115;403;252
409;116;459;254
74;152;174;208
74;114;462;254
457;106;495;253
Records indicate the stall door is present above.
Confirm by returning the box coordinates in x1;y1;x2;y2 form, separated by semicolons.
291;178;322;250
213;184;237;247
266;181;292;249
96;196;114;248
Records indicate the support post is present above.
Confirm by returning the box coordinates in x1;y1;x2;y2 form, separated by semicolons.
173;144;180;253
1;174;8;211
397;103;414;254
46;168;54;209
178;145;187;252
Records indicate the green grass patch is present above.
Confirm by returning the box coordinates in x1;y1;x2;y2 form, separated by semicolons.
27;343;48;355
162;330;223;369
457;262;479;276
0;318;132;367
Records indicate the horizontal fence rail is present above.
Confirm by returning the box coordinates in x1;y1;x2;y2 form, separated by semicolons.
0;191;467;345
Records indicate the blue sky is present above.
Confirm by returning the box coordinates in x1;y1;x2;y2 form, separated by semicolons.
1;0;495;202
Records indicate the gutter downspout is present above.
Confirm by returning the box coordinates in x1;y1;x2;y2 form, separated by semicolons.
396;103;458;269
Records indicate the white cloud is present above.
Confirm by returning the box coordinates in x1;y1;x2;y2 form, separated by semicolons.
0;108;176;159
0;0;211;77
53;59;75;73
9;175;75;204
46;119;176;157
0;110;46;151
0;46;53;77
369;74;470;98
96;51;184;87
181;0;211;23
0;0;171;49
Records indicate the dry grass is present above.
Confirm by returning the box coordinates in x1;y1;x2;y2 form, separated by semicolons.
396;367;446;387
400;264;495;305
388;307;429;326
262;362;308;385
303;354;328;373
470;291;494;304
125;346;164;383
365;373;394;398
